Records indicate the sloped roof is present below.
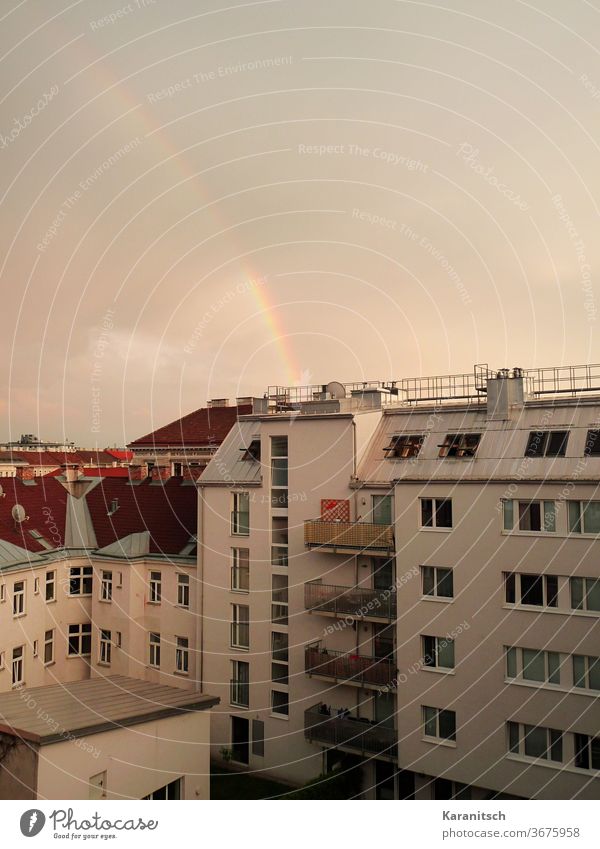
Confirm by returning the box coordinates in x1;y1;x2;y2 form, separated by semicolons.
129;404;251;448
0;477;69;553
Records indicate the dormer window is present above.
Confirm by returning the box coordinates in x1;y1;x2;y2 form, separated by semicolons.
525;430;569;457
241;438;261;462
384;434;424;459
438;433;481;459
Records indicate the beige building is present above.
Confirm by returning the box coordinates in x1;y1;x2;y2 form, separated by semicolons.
0;676;216;799
198;367;600;799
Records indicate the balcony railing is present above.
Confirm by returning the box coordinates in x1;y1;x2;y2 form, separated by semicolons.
230;679;249;708
304;703;397;760
305;643;396;688
304;520;394;554
230;622;250;650
305;581;397;622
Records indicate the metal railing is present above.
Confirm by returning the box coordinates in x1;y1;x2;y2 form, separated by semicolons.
305;643;396;687
230;679;249;708
304;581;396;621
304;703;397;759
304;520;394;553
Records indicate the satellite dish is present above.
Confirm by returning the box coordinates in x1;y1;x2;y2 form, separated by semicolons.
12;504;27;523
326;381;346;400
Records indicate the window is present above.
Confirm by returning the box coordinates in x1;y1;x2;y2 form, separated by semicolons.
507;722;563;762
230;660;249;707
241;438;261;462
177;573;190;607
34;577;39;595
502;499;556;532
149;632;161;667
422;636;455;670
231;491;250;535
432;778;471;800
231;549;249;592
231;605;249;649
252;719;264;756
12;646;24;686
525;430;569;457
175;637;189;674
148;571;161;604
44;629;54;665
439;433;481;458
68;624;92;656
69;566;93;596
372;494;393;524
423;706;456;741
272;574;288;624
13;581;25;616
504;572;558;607
384;434;424;459
271;516;288;567
584;429;600;456
271;436;288;508
570;577;600;612
272;631;289;684
144;778;182;800
421;498;452;528
573;655;600;690
271;690;289;717
100;570;112;602
574;734;600;770
568;501;600;535
505;647;561;684
0;584;4;602
33;640;38;657
421;566;454;598
99;629;112;665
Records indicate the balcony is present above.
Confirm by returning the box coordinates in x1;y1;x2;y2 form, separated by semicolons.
304;703;397;761
304;520;394;555
304;581;397;623
305;643;396;689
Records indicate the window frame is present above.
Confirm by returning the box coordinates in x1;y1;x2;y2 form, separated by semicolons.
525;430;569;458
69;566;93;596
231;491;250;536
422;705;456;742
100;570;113;602
384;434;424;459
421;565;454;599
505;646;561;685
175;636;189;674
99;629;112;665
43;629;54;665
12;580;25;617
420;498;453;529
177;572;191;607
68;623;92;657
438;433;481;459
12;645;24;687
148;632;161;668
507;721;563;763
148;571;162;604
45;570;56;602
422;635;455;670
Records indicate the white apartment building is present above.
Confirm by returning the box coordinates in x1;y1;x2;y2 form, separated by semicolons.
198;366;600;800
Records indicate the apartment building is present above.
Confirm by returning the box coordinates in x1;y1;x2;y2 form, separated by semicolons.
198;366;600;800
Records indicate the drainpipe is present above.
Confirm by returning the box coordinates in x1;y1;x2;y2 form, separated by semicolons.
197;487;205;693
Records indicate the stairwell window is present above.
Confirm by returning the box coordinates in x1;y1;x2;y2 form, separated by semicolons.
177;573;190;607
505;646;561;684
175;637;189;674
149;632;161;668
573;655;600;690
270;436;288;508
12;646;24;687
438;433;481;459
570;577;600;612
271;575;288;625
271;631;289;685
422;636;455;670
421;566;454;599
13;581;25;617
421;498;452;528
99;629;112;665
384;434;424;459
525;430;569;457
148;571;161;604
68;624;91;656
231;549;249;593
423;706;456;742
507;722;563;762
231;660;249;708
271;517;288;567
69;566;93;596
568;501;600;535
231;492;250;535
231;605;250;650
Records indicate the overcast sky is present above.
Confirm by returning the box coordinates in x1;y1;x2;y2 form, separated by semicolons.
1;0;599;446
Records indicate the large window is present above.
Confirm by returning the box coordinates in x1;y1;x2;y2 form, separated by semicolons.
504;572;558;608
384;434;424;459
507;722;563;762
231;605;250;649
69;566;93;596
423;706;456;742
270;436;288;508
574;734;600;770
99;629;112;665
12;646;24;686
421;498;452;528
231;492;250;535
175;637;189;674
231;549;249;592
570;577;600;612
271;631;288;684
421;566;454;598
502;499;556;532
422;636;455;670
505;647;561;685
230;660;249;708
149;632;161;668
568;501;600;535
13;581;25;616
68;624;91;656
177;573;190;607
525;430;569;457
148;571;162;604
271;517;288;567
438;433;481;459
573;655;600;690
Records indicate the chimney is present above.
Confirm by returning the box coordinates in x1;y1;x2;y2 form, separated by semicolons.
128;464;146;483
486;368;525;420
207;398;229;408
182;461;204;482
15;464;35;482
151;465;171;483
62;462;82;482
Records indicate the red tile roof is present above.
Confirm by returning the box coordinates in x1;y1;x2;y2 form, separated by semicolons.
0;477;69;553
44;467;129;478
104;449;133;462
129;404;251;448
